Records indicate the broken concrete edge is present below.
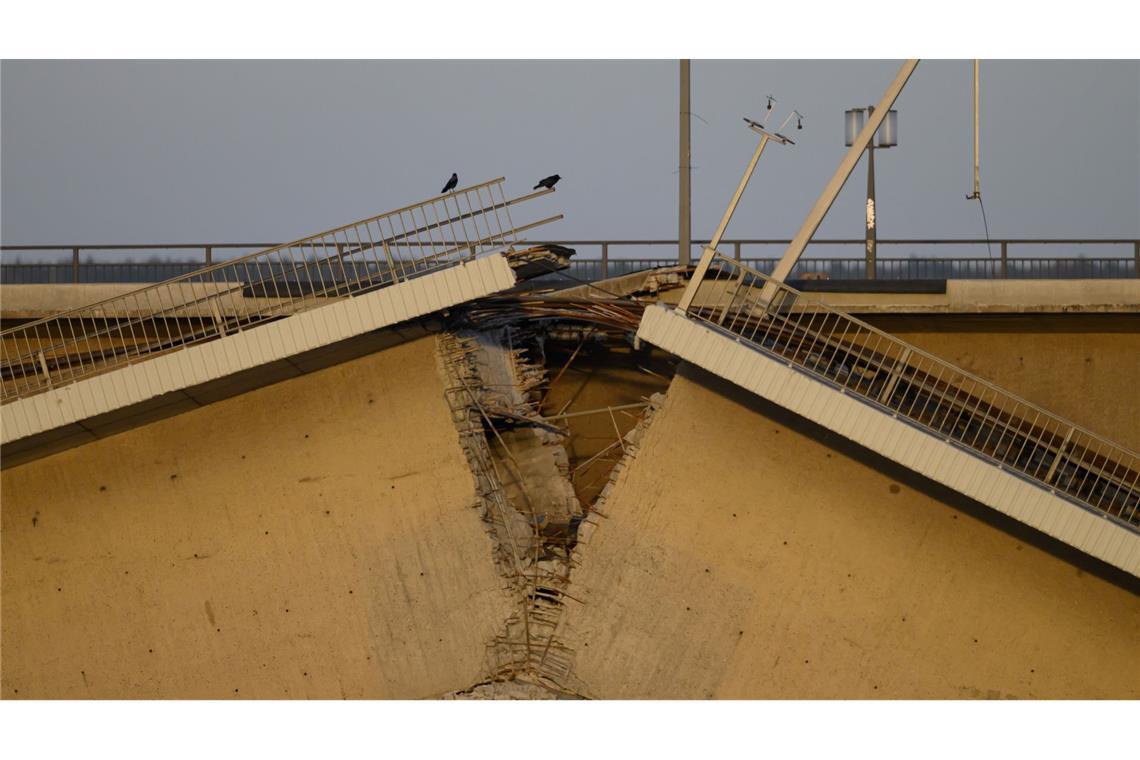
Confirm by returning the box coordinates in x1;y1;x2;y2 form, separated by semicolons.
568;390;668;584
573;392;667;549
433;328;589;698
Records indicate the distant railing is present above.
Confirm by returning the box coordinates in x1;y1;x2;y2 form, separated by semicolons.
3;238;1137;284
0;179;559;402
551;256;1137;283
680;251;1140;529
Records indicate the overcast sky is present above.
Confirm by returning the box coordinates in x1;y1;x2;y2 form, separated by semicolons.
2;60;1137;259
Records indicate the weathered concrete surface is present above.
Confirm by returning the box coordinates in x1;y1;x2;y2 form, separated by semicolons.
1;336;512;699
562;365;1140;699
1;321;440;469
0;282;277;320
2;254;516;452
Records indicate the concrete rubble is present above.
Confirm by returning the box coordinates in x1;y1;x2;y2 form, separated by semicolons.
435;306;670;699
437;327;588;695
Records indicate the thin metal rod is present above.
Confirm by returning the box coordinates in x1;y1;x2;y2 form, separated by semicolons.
679;59;692;267
973;59;981;198
540;336;586;408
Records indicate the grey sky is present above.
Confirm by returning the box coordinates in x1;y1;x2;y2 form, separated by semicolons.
2;60;1138;259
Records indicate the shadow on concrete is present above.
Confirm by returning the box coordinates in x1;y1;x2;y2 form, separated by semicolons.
682;362;1140;597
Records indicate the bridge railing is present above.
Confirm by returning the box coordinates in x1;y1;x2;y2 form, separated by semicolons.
0;178;559;403
679;251;1140;529
3;238;1137;283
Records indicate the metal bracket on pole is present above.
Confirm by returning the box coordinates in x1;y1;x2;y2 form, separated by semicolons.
756;60;919;308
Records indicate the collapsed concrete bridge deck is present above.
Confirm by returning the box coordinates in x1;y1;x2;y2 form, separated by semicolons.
636;256;1140;577
2;255;1138;699
1;179;567;467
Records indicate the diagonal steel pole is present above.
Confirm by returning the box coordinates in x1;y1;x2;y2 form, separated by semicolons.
677;133;771;313
756;59;919;307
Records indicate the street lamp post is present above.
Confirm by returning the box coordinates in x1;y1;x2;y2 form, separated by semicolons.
676;107;799;313
845;106;898;279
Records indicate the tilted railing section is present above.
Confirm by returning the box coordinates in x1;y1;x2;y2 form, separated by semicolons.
1;179;555;403
682;252;1140;531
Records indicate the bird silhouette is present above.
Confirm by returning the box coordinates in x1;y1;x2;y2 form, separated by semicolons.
441;173;458;193
533;174;561;190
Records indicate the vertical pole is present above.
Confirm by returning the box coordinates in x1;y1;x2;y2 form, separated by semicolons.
72;247;80;283
734;241;741;262
1133;241;1138;277
601;242;609;279
1000;241;1008;279
973;59;981;199
865;112;877;280
679;59;692;267
205;246;213;266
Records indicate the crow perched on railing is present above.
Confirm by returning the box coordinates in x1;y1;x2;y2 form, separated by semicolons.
441;172;458;193
533;174;561;190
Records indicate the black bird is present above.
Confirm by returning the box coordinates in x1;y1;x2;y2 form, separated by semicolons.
533;174;561;190
441;173;458;194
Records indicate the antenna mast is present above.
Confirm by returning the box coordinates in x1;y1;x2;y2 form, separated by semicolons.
968;59;981;199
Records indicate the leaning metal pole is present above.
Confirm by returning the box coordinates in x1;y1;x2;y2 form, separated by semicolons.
756;59;919;306
676;132;771;313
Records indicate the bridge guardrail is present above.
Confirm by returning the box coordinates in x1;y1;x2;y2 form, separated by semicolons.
3;238;1137;283
679;251;1140;529
0;179;558;402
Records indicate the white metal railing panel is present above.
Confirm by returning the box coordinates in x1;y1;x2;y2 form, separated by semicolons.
1;179;556;404
2;255;516;445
